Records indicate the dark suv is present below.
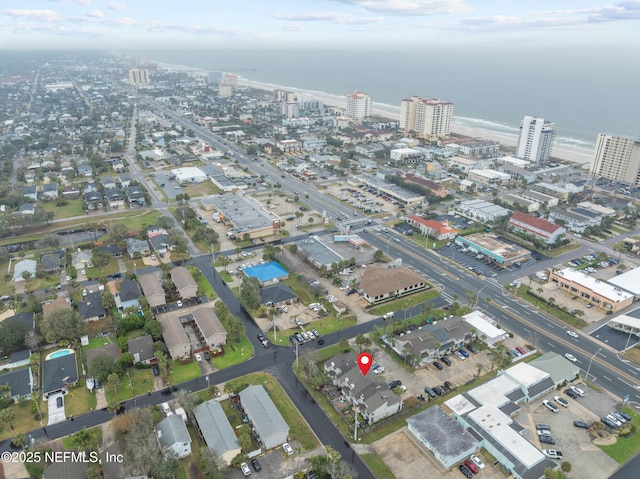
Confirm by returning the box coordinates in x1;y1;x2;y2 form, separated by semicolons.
388;380;402;389
441;356;452;366
424;387;437;398
433;361;444;371
459;464;473;478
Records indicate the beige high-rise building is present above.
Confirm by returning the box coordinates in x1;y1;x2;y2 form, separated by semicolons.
128;68;150;87
346;91;372;121
590;134;640;186
400;96;453;139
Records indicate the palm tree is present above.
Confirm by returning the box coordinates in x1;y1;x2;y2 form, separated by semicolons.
475;363;484;380
70;427;93;451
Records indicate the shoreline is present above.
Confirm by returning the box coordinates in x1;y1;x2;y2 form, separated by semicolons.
237;77;594;166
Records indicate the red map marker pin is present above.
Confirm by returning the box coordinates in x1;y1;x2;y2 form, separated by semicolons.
357;352;373;376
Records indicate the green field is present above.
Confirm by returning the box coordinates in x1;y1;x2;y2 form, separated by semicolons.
41;199;85;219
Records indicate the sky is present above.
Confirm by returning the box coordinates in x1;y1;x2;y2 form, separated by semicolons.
1;0;640;51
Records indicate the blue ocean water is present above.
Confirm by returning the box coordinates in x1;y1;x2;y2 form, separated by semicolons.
130;48;640;152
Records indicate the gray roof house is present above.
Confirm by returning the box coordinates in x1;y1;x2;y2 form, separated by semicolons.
19;203;36;215
71;250;93;270
104;188;125;209
260;283;298;307
126;238;150;258
139;273;166;308
118;277;141;310
128;334;155;364
118;173;133;187
77;164;93;177
149;233;172;254
193;400;241;465
83;191;103;210
100;175;117;189
78;291;106;322
0;368;34;401
125;185;146;206
13;259;37;281
156;414;192;459
42;183;59;199
239;385;289;450
22;185;38;200
41;252;61;272
42;352;78;397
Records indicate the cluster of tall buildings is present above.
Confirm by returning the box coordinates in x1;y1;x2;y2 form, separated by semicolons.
400;96;453;140
128;68;150;87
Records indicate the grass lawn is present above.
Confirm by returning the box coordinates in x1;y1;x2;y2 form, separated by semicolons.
168;359;201;385
182;182;220;197
24;275;61;292
623;347;640;366
361;453;397;479
65;379;98;417
0;398;47;442
61;425;103;450
223;372;320;451
85;260;120;279
517;287;588;329
368;289;439;316
283;277;317;304
105;367;154;403
214;335;254;369
188;266;218;300
600;406;640;463
268;315;358;347
219;270;234;283
41;198;85;219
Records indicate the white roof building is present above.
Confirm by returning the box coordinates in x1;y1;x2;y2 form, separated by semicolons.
172;166;207;184
463;310;509;347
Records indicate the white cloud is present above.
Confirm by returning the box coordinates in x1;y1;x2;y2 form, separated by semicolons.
47;0;91;5
107;1;130;11
282;24;308;31
273;12;384;24
0;9;60;22
330;0;472;16
87;10;104;18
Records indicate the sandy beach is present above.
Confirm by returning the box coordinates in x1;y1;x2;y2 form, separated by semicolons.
238;77;594;166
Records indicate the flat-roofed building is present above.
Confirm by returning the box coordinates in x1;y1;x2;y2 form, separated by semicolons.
389;148;423;165
296;236;344;270
589;134;640;186
548;208;601;233
549;268;634;312
457;199;511;223
403;173;447;197
501;194;540;213
520;190;558;207
172;166;207;184
508;211;565;244
532;182;570;202
356;174;425;207
468;169;511;185
359;264;429;304
454;234;531;267
462;310;509;348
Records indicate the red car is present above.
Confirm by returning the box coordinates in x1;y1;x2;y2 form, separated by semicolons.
464;460;479;474
515;346;526;355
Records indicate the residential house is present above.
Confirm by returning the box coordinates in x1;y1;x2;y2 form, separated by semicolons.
62;185;81;199
171;267;198;300
239;385;290;450
139;272;166;308
391;316;476;366
156;414;192;459
126;238;150;258
0;368;33;401
22;185;38;201
12;259;37;281
548;208;602;233
359;265;428;304
42;352;78;398
42;296;72;321
158;312;191;359
128;335;155;365
100;175;117;189
97;243;122;258
85;343;119;371
19;203;36;215
82;181;98;194
193;400;241;465
43;461;87;479
83;191;103;210
125;185;146;207
40;252;61;273
77;164;93;177
118;173;133;187
41;183;59;199
407;216;458;241
324;353;403;424
4;311;35;333
104;188;125;209
149;233;172;254
78;291;106;322
118;277;141;310
260;283;298;307
71;250;93;271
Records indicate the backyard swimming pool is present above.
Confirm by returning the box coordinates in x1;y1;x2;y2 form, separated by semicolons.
46;348;74;360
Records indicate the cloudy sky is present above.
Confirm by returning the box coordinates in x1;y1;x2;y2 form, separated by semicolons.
2;0;639;50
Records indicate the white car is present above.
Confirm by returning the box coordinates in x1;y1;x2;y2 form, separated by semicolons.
570;385;585;397
470;455;485;469
282;443;294;455
543;399;559;413
240;462;251;477
542;449;563;460
195;353;202;361
566;330;579;339
554;396;569;408
564;353;577;363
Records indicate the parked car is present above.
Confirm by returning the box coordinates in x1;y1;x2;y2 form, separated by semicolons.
240;462;251;476
543;449;563;460
152;365;160;376
56;396;63;408
554;396;569;408
444;381;454;391
539;435;556;445
618;411;632;422
433;386;444;396
537;429;552;437
515;346;526;355
282;443;294;455
467;345;478;354
441;356;452;366
464;459;479;474
388;380;402;389
470;455;485;469
458;349;470;358
424;387;437;398
569;385;585;397
565;388;578;399
573;420;590;429
543;400;559;413
536;424;551;431
250;458;262;472
459;464;473;478
601;417;619;429
433;361;444;371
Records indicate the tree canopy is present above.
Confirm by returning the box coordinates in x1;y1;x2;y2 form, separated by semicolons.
40;308;84;344
0;319;29;354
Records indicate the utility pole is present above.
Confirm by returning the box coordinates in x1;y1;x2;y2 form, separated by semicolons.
586;347;602;382
354;413;358;441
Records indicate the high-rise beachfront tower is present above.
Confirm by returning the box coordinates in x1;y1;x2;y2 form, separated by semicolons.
346;91;372;121
400;96;453;140
590;134;640;186
516;116;556;164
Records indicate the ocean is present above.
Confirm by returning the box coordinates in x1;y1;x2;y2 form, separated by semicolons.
130;47;640;154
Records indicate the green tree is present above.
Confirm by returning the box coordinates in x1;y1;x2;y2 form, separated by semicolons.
0;319;28;354
107;372;120;394
11;432;27;448
69;427;93;451
89;353;116;383
0;408;15;430
240;276;261;309
144;319;163;341
373;249;385;262
101;290;116;311
338;338;350;353
227;315;245;343
199;446;225;479
354;333;372;352
40;308;85;343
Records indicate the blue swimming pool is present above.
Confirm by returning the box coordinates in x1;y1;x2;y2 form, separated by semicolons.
46;348;74;360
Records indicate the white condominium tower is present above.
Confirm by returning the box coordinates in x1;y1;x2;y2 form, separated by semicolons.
590;134;640;186
128;68;150;87
346;91;372;121
400;97;453;139
516;116;556;164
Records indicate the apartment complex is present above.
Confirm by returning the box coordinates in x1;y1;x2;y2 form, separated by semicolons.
400;96;453;139
128;68;150;87
590;134;640;186
515;116;555;164
346;91;372;121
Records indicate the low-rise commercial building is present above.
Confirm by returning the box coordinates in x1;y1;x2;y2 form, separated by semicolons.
520;190;558;207
468;169;511;185
359;264;429;304
407;216;457;241
454;234;531;267
550;268;634;312
508;211;566;244
457;199;511;223
532;182;570;202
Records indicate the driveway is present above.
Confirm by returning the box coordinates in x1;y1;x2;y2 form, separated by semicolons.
47;393;66;425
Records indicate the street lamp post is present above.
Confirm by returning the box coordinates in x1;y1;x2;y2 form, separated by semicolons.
586;347;602;383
